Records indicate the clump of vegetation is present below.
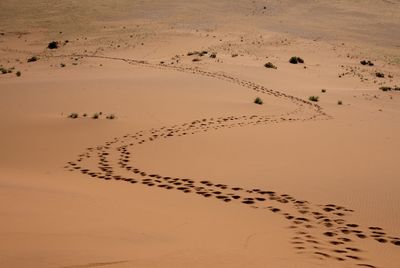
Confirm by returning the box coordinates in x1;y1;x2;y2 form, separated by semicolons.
16;71;21;77
0;66;14;74
68;112;79;119
192;58;201;62
106;114;116;120
360;60;374;66
47;41;59;49
27;56;38;63
92;113;100;119
321;89;326;93
308;96;319;102
338;100;343;105
264;62;277;69
254;97;263;105
375;72;385;78
289;56;304;64
187;51;208;57
82;113;87;117
0;67;8;74
60;63;66;67
380;86;400;91
209;53;217;58
231;53;238;57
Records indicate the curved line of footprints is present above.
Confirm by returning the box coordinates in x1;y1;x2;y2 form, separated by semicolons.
63;54;399;268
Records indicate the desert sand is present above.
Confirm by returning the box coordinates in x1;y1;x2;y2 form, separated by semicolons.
1;1;400;267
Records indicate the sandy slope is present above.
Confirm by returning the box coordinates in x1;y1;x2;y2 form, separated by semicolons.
1;1;400;268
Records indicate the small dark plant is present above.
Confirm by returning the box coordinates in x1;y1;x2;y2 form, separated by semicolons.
321;89;326;93
47;41;59;49
69;113;79;119
106;114;116;120
309;96;319;102
254;97;263;105
264;62;277;69
209;53;217;58
338;100;343;105
289;56;304;64
27;56;38;63
60;63;66;67
380;86;392;91
376;72;384;78
360;60;374;66
16;71;21;77
92;113;99;119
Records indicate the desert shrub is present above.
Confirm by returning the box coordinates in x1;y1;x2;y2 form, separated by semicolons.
69;113;79;119
338;100;343;105
254;97;263;105
82;113;87;117
106;114;116;120
360;60;374;66
47;41;59;49
309;96;319;102
380;86;392;91
209;53;217;58
264;62;277;69
192;58;201;62
188;51;207;57
321;89;326;93
0;67;7;74
289;56;304;64
232;53;238;57
16;71;21;77
60;63;66;67
27;56;38;63
376;72;384;78
92;113;99;119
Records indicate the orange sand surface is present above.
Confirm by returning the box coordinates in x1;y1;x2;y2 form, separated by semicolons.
1;1;400;267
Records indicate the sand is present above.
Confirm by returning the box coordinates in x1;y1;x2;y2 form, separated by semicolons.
1;1;400;267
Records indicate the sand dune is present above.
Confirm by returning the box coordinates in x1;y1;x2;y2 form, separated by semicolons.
1;1;400;267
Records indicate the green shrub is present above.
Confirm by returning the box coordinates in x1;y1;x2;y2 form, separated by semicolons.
254;97;263;105
309;96;319;102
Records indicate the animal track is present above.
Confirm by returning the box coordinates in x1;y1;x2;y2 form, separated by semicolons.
60;54;399;268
